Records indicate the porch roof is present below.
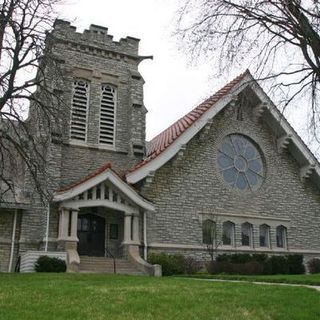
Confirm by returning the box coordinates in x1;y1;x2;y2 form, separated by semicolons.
53;164;155;212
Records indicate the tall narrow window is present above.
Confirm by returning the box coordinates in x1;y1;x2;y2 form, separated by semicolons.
99;84;116;145
202;219;215;245
276;225;287;248
222;221;235;246
70;80;89;141
241;222;253;247
259;224;270;247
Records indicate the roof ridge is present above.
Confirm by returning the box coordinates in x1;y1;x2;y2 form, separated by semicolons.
148;70;249;147
130;70;250;174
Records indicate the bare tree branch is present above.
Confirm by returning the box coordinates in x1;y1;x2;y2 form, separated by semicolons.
0;0;63;204
176;0;320;149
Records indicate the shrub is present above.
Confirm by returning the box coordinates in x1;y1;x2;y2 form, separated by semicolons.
208;254;305;275
229;253;252;264
148;253;184;276
269;256;289;274
35;256;66;273
240;261;265;275
215;254;230;262
206;261;229;274
169;254;186;275
206;261;264;275
307;258;320;274
252;254;268;263
262;258;273;275
216;253;268;264
287;254;305;274
183;257;202;275
148;253;201;275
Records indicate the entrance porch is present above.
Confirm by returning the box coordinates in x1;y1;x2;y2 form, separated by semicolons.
53;164;161;276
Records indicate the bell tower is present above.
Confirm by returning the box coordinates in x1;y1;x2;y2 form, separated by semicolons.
48;20;148;157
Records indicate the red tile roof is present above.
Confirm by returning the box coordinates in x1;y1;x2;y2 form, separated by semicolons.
128;70;250;173
57;162;113;193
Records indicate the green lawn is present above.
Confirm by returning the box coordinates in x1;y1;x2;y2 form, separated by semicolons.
183;273;320;285
0;274;319;320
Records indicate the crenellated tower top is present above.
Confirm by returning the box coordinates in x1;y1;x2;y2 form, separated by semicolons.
52;19;142;60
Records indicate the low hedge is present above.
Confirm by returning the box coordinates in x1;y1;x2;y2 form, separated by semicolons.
148;253;201;276
307;258;320;274
35;256;66;273
207;253;305;275
207;261;264;275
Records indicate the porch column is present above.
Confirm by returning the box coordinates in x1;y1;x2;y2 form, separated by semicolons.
70;209;79;241
58;208;69;240
123;211;132;243
58;208;79;242
58;207;80;273
132;213;140;243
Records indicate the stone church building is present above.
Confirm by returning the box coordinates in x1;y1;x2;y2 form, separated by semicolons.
0;20;319;274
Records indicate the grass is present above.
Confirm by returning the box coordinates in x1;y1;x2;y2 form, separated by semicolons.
0;274;319;320
182;273;320;285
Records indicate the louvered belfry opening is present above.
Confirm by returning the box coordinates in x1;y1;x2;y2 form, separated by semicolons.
70;80;89;141
99;84;116;145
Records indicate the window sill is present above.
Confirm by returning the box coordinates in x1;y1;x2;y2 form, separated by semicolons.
68;140;116;151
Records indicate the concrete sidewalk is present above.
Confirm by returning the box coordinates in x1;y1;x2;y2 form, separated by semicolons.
184;277;320;292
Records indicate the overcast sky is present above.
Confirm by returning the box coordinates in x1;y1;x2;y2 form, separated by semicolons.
56;0;314;151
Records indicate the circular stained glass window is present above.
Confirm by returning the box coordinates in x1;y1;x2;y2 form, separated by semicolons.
217;134;265;191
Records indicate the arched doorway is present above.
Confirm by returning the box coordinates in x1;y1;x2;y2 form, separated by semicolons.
77;214;105;256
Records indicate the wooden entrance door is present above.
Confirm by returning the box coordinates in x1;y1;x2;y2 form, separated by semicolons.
77;214;105;256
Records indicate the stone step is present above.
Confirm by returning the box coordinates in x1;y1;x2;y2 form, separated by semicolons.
78;256;145;275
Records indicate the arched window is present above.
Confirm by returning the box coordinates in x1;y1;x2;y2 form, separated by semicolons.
202;220;216;245
222;221;235;246
99;84;117;146
241;222;253;246
276;225;287;248
70;79;89;142
259;224;270;247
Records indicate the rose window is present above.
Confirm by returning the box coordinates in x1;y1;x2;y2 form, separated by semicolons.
217;134;264;191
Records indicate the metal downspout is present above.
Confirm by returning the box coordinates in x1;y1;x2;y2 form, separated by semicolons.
8;209;18;272
143;211;147;260
44;204;50;252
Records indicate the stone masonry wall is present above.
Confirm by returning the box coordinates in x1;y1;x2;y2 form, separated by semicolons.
0;210;22;272
0;210;13;272
4;20;148;268
143;101;320;259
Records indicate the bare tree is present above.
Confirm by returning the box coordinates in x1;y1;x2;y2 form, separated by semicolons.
176;0;320;147
201;214;223;262
0;0;62;203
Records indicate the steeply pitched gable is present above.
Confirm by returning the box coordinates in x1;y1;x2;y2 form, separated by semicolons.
126;71;320;189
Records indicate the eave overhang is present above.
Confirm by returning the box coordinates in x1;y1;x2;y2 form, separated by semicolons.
53;168;155;212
